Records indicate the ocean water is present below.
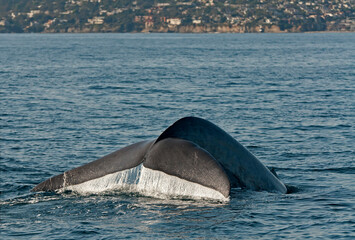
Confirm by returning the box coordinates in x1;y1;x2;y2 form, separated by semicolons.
1;33;354;239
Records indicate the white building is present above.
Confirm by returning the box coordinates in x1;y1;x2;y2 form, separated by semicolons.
88;16;104;25
167;18;181;25
27;10;41;18
193;19;202;24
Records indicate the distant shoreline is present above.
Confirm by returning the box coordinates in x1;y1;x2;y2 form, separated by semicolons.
2;0;354;35
1;31;353;34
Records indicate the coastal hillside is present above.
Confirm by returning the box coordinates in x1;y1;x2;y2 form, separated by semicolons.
0;0;354;33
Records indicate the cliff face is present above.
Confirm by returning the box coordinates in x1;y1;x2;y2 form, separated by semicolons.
39;23;346;33
140;24;306;34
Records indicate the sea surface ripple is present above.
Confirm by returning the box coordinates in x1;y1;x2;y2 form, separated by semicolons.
1;33;354;239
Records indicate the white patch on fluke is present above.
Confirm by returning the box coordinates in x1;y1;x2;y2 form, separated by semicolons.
64;164;229;201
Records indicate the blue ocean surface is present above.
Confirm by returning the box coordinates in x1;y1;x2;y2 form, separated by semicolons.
1;33;354;239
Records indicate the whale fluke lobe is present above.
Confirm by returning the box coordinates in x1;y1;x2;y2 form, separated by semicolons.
156;117;287;193
143;138;230;198
33;117;287;200
32;140;154;192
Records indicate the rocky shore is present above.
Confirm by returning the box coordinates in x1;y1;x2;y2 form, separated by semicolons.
40;24;349;34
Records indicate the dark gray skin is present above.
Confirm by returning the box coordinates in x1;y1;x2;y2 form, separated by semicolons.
32;138;230;197
32;117;287;196
156;117;287;193
143;138;230;198
32;140;154;192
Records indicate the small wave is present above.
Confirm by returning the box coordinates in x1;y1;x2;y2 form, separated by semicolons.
23;74;38;78
294;124;352;131
280;152;317;158
271;167;355;174
285;184;300;194
71;229;100;235
246;145;262;149
88;85;124;90
309;167;355;174
326;202;353;208
0;192;60;207
0;138;51;142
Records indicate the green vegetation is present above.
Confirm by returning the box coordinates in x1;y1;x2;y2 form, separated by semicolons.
0;0;354;33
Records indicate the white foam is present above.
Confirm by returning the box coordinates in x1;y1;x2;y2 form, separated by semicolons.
65;165;141;194
64;164;229;202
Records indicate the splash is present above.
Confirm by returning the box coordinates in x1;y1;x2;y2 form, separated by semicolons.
65;164;229;202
